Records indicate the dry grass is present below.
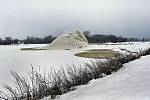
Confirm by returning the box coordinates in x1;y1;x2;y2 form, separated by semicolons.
75;50;120;59
0;48;150;100
20;48;46;51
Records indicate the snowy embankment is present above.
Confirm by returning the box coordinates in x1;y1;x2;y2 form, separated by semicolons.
0;42;150;98
0;44;88;91
56;55;150;100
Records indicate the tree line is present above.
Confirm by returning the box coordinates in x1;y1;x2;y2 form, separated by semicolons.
0;31;146;45
0;35;56;45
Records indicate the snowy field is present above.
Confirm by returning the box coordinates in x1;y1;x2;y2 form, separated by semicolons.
0;44;88;91
0;42;150;92
57;55;150;100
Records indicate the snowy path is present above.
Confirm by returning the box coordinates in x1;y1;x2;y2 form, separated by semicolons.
58;55;150;100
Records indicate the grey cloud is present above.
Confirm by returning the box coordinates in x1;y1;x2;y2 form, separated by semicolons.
0;0;150;39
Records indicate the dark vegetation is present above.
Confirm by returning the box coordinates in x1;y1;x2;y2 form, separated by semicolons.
0;35;56;45
0;48;150;100
83;31;148;43
0;31;146;45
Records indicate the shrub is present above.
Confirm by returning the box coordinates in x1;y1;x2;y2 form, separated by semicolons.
1;48;150;99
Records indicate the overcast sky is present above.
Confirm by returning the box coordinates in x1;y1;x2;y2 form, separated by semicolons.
0;0;150;39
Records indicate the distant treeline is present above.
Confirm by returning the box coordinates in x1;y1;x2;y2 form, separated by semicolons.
0;31;148;45
0;35;56;45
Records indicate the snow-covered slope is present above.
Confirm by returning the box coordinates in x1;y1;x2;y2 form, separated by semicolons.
0;44;89;91
0;42;150;94
57;55;150;100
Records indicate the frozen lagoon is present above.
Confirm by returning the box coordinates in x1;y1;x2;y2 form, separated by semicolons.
0;42;150;91
0;44;88;91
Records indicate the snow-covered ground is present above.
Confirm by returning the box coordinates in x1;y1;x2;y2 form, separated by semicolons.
0;44;89;91
0;42;150;92
57;55;150;100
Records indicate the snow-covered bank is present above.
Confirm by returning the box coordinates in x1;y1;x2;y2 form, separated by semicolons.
57;55;150;100
0;44;88;91
0;42;150;94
